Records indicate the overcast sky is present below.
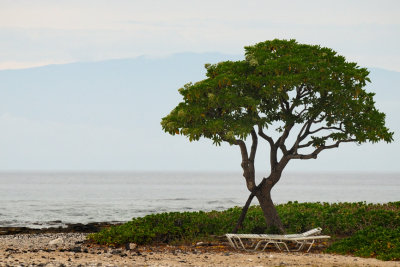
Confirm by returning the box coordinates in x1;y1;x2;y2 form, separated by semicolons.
1;0;399;71
0;0;399;172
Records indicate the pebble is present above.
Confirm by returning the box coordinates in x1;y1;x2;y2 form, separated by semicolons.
0;233;398;267
49;237;64;246
125;242;137;250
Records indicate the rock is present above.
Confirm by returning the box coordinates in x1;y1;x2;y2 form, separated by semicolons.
71;246;82;253
110;249;122;255
0;222;120;235
125;243;137;250
49;237;64;246
196;242;205;246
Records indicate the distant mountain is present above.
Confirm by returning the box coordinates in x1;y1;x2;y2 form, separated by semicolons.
0;53;398;172
0;53;243;129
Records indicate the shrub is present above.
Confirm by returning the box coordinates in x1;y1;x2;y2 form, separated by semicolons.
88;201;400;261
88;209;241;246
327;226;400;261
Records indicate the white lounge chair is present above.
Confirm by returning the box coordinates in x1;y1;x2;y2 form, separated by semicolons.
226;227;328;252
226;233;291;251
282;235;331;252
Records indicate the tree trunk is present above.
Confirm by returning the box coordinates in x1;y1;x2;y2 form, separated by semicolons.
232;191;255;233
233;174;285;234
255;191;284;233
255;174;285;233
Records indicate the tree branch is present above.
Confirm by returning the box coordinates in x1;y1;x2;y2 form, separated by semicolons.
295;106;309;118
297;140;314;149
258;126;274;148
289;84;306;113
249;128;258;162
296;123;345;149
308;125;344;135
235;139;256;191
313;114;327;124
276;123;293;155
279;99;287;111
289;139;357;160
236;139;249;170
291;118;314;151
258;126;278;171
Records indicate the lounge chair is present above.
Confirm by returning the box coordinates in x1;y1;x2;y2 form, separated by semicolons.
282;235;331;252
226;233;291;251
226;227;329;252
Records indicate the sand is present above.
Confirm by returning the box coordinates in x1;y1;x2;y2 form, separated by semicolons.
0;233;399;267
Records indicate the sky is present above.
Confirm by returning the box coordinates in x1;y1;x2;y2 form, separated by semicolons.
1;0;400;71
0;0;399;173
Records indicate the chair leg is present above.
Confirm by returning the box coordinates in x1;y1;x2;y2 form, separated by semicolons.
291;241;303;251
262;241;274;251
232;238;241;249
297;241;306;251
274;242;283;251
306;240;315;253
238;238;246;250
227;236;236;249
281;242;290;252
254;240;263;250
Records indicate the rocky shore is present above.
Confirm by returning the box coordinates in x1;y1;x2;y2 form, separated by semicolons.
0;222;118;236
1;232;399;267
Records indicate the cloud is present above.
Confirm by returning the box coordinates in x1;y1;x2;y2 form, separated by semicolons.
0;0;399;70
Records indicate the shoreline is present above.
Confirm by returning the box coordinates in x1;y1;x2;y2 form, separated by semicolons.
1;232;399;266
0;222;119;235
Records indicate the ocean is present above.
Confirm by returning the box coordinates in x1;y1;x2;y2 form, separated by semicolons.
0;172;399;228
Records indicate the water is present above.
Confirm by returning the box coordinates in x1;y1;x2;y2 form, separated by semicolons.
0;172;399;228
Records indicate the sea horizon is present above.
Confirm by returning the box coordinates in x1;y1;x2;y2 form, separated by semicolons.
1;171;399;228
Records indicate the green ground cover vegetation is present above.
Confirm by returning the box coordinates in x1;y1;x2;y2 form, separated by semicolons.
89;202;400;261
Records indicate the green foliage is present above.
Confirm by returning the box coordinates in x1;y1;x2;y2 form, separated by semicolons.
89;202;400;260
327;226;400;261
161;39;393;146
89;209;241;246
278;202;400;237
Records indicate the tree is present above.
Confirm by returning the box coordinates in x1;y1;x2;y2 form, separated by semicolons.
161;39;393;232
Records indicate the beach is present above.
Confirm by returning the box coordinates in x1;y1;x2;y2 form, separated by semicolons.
1;233;399;267
1;172;399;265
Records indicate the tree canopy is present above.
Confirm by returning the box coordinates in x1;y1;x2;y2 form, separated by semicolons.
162;39;393;154
161;39;393;231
